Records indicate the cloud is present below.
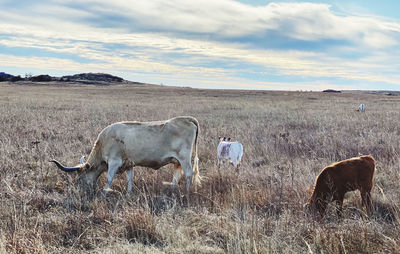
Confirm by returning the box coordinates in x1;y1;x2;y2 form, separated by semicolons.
0;0;399;90
32;0;399;48
4;1;398;47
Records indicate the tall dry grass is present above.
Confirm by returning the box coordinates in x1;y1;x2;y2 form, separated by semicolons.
0;82;399;253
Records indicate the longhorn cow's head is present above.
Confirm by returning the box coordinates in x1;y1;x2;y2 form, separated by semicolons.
49;159;105;195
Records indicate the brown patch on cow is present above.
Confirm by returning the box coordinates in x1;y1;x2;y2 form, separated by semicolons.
119;159;134;173
221;143;231;157
115;137;125;144
307;155;375;218
160;123;166;131
82;140;103;172
93;140;101;149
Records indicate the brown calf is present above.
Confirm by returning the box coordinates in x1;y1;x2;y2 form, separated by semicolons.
307;155;375;217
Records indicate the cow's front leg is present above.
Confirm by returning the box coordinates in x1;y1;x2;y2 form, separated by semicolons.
104;158;123;192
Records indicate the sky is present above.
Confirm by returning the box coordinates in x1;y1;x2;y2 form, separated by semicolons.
0;0;399;90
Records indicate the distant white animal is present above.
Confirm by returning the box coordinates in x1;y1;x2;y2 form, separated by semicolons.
357;104;365;112
217;137;243;169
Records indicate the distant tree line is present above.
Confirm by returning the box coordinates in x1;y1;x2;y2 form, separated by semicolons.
0;72;23;82
322;89;342;93
0;72;124;83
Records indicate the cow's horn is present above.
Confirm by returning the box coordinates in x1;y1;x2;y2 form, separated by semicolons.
49;160;80;172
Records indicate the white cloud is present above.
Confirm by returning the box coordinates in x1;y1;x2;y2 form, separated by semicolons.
4;1;398;47
31;0;399;48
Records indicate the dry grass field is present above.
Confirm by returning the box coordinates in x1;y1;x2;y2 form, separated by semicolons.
0;81;400;253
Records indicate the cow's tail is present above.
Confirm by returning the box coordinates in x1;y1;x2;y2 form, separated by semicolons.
191;118;201;188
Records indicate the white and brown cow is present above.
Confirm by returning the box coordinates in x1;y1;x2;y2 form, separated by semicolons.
217;137;243;169
50;116;200;195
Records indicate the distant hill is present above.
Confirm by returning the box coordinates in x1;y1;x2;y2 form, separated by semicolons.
60;73;124;84
322;89;341;93
0;72;23;82
0;72;125;85
0;72;9;78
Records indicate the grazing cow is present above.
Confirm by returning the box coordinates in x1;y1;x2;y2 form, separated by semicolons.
50;116;200;195
217;137;243;169
357;104;365;112
306;155;375;218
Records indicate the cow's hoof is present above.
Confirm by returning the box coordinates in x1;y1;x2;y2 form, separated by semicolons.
103;188;118;194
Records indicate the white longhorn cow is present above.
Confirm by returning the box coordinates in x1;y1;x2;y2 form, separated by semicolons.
217;137;243;169
50;116;200;194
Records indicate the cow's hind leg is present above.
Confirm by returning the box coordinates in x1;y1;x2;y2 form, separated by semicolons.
171;164;183;186
177;159;194;203
217;157;225;169
182;162;193;193
231;158;240;172
235;163;240;173
104;158;123;192
333;192;345;217
361;188;373;215
126;168;134;193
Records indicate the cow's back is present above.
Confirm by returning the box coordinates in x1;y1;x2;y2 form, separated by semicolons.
231;142;243;154
321;155;375;190
98;117;198;164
